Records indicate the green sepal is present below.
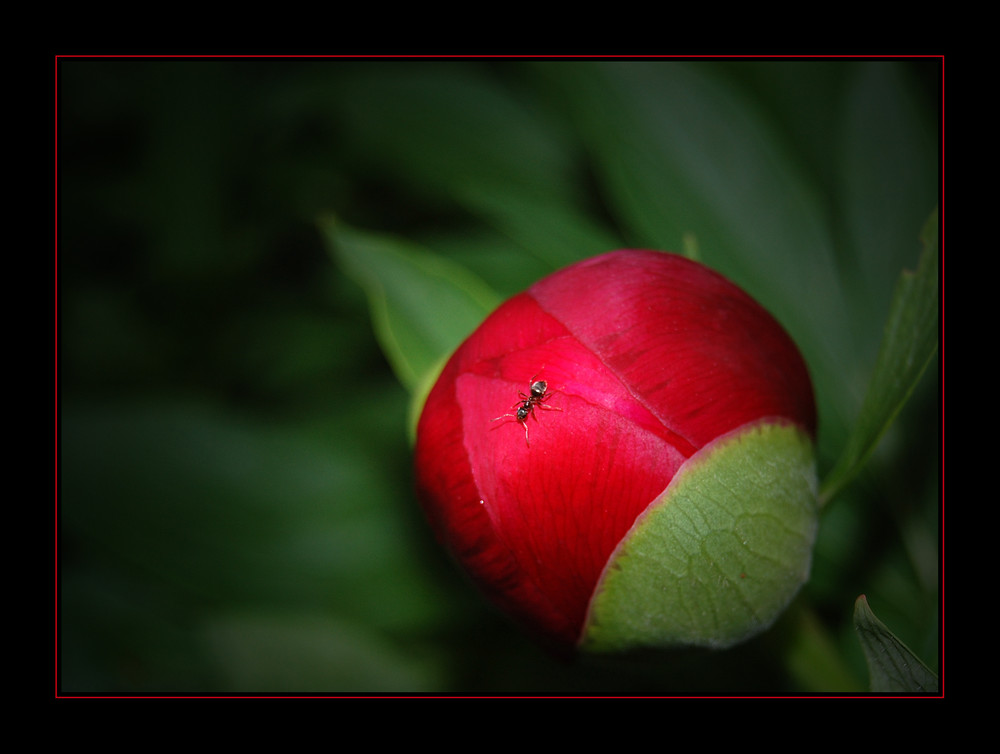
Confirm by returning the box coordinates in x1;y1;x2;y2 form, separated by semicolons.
581;422;818;652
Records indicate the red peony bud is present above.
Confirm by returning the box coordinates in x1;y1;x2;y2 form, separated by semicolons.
414;250;818;654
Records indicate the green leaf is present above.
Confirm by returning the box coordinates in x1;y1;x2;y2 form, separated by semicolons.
820;209;939;505
837;62;939;350
457;182;623;270
328;64;579;206
322;217;500;396
583;423;818;652
60;397;433;616
59;395;451;691
201;611;444;692
854;595;939;693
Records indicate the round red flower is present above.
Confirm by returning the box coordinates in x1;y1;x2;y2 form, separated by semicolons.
414;250;818;653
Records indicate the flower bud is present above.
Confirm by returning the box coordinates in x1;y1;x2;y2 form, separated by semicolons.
414;250;818;654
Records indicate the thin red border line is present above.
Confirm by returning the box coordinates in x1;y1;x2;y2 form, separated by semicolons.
50;53;946;60
938;54;944;699
51;52;944;700
54;54;60;699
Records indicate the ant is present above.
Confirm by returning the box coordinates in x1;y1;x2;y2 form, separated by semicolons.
491;374;562;447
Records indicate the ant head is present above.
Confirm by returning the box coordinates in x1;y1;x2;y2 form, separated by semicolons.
529;380;547;397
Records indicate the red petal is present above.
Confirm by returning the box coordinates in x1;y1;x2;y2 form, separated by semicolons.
530;250;816;443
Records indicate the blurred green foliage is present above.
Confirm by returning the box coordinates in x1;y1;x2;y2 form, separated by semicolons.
57;58;941;694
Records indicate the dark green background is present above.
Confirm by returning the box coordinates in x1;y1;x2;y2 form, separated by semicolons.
57;58;940;694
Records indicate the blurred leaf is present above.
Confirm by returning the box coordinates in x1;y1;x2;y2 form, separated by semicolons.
59;393;445;629
201;611;444;692
854;595;939;693
60;563;216;692
415;227;552;299
783;604;864;693
837;62;939;362
457;182;624;270
721;61;850;192
322;218;500;395
820;209;939;505
328;64;580;207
